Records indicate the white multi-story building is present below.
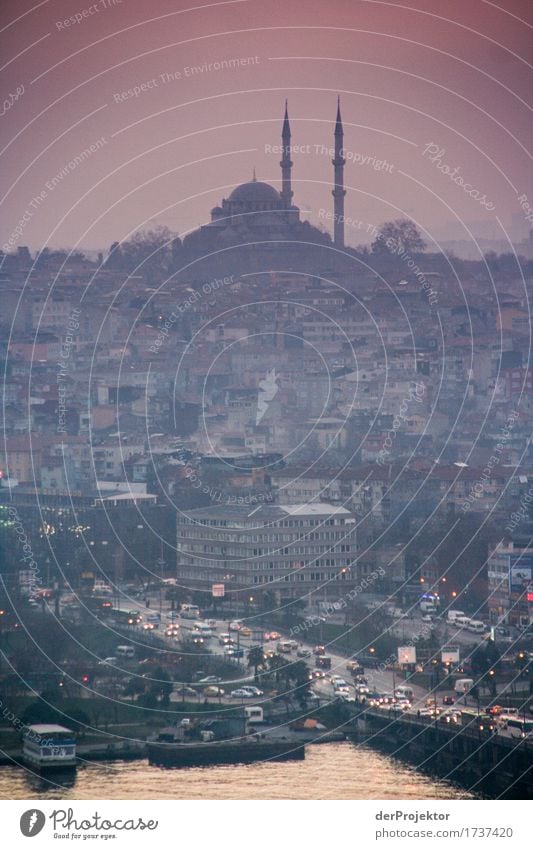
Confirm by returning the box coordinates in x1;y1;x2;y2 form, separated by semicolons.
176;502;357;602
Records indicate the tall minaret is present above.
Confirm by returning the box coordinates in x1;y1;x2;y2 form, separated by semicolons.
280;100;293;208
332;97;346;247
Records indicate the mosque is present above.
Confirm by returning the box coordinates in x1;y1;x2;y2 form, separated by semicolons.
174;101;354;278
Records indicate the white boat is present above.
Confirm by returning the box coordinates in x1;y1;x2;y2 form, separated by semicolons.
22;724;77;770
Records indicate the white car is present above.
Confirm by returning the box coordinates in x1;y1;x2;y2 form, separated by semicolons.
230;688;254;698
297;648;312;658
241;686;263;696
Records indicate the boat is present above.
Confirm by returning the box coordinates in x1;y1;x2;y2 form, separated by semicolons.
147;730;305;768
22;724;77;771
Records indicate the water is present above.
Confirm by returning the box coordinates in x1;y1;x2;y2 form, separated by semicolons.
0;743;476;800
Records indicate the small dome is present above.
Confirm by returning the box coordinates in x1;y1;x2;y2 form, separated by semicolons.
228;180;281;205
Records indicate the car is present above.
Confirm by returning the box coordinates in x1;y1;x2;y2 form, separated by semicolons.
192;636;204;645
241;685;263;696
297;648;312;658
313;645;326;656
496;626;510;636
442;695;455;706
226;648;244;658
198;675;222;684
331;675;348;687
339;694;357;703
263;632;272;641
335;686;351;695
231;688;254;698
308;669;326;680
264;648;276;658
305;691;321;702
229;620;243;632
142;623;155;631
357;685;370;695
98;656;117;665
203;686;225;697
218;633;232;645
239;626;252;637
269;632;281;641
440;710;460;724
421;614;434;623
346;660;364;673
147;614;161;623
175;686;197;698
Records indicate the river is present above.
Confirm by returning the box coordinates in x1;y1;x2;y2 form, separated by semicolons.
0;743;477;800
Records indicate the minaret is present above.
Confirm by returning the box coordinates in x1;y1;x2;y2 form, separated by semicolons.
332;97;346;247
280;100;293;208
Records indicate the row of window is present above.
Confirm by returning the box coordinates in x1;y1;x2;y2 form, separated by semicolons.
178;530;353;543
180;517;346;529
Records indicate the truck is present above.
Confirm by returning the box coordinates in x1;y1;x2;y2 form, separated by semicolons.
447;610;465;623
454;677;474;696
244;706;264;724
180;604;200;619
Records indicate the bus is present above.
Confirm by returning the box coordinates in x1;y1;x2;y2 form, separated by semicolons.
107;608;142;626
191;622;213;639
181;604;200;619
504;718;533;738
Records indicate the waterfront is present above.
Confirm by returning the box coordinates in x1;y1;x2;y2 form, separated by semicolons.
0;743;476;800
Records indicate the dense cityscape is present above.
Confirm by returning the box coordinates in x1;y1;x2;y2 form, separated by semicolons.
0;0;531;837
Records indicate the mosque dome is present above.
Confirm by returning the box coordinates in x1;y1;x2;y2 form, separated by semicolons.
228;180;281;205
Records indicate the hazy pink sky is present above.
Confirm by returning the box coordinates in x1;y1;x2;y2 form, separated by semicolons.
1;0;532;252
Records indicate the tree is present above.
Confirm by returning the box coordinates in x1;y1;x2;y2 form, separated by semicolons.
471;639;501;696
267;653;288;682
105;227;177;278
372;219;426;255
247;645;265;680
148;667;173;705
